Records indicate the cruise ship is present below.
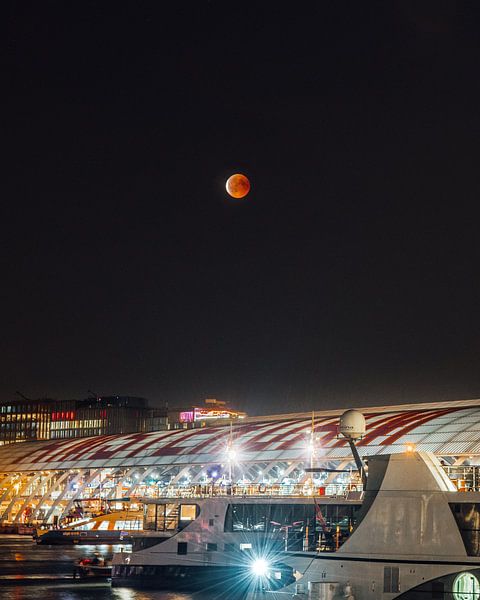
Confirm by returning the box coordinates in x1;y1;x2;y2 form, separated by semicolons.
111;411;480;598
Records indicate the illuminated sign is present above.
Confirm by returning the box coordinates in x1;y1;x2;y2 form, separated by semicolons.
51;411;76;421
179;411;194;423
453;572;480;600
180;408;244;422
194;408;233;421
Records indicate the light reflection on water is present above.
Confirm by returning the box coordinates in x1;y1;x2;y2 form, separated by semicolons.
0;588;193;600
0;537;194;600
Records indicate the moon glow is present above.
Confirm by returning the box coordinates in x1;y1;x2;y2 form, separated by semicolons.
226;173;250;198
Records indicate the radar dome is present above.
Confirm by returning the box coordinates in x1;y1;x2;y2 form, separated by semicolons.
339;410;366;441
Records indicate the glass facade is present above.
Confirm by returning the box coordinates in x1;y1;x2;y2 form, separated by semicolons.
0;401;52;444
224;502;359;551
224;503;357;533
0;396;148;445
144;503;199;532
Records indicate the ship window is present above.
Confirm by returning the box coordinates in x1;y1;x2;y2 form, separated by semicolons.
180;504;197;521
115;520;142;530
383;566;399;593
145;503;157;531
453;572;480;600
224;503;359;537
449;503;480;556
153;503;179;531
177;542;187;555
225;543;235;552
270;504;314;533
165;504;179;530
240;543;252;551
224;504;269;532
315;504;356;532
206;543;217;551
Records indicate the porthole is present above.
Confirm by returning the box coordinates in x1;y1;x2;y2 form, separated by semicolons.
453;572;480;600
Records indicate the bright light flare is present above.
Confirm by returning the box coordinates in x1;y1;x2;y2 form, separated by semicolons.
251;558;270;577
226;447;238;462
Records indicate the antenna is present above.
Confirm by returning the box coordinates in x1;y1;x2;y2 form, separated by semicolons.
339;410;367;487
227;419;235;482
310;410;315;470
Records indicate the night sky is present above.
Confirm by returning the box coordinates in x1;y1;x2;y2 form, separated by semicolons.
3;2;480;414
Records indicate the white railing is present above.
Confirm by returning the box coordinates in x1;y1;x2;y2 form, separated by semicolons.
146;482;363;499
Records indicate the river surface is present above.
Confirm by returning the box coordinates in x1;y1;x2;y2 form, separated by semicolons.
0;536;195;600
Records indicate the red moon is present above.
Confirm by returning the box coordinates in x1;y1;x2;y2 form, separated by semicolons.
226;173;250;198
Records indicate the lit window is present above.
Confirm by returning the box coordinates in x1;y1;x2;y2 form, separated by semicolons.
453;572;480;600
180;504;196;521
240;543;252;551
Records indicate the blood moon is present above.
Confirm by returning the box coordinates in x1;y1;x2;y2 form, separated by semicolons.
226;173;250;199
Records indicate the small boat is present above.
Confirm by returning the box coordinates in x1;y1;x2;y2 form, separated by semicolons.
35;528;134;545
73;556;112;579
35;507;142;545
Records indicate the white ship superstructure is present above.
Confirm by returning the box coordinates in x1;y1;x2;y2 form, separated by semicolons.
112;448;480;599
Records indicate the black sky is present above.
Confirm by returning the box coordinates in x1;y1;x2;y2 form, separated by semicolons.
3;1;480;414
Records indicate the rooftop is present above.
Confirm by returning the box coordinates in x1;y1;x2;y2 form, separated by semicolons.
1;399;480;473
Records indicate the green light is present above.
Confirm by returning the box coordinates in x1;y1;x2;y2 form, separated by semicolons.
453;572;480;600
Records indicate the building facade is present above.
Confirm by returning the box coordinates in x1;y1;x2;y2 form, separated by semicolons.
0;396;148;444
0;396;245;444
172;398;247;429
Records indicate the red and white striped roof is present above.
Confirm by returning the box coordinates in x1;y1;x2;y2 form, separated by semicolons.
1;400;480;472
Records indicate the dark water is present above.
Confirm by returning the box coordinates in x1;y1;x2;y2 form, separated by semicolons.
0;536;193;600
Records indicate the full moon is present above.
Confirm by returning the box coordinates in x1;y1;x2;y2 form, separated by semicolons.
226;173;250;199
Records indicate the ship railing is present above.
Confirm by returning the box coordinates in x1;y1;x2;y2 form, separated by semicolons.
146;482;363;499
442;464;480;492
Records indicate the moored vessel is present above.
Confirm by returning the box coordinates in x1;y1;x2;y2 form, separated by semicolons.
110;412;480;598
35;506;144;545
73;554;112;579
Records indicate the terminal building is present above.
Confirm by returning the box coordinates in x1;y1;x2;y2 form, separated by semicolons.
0;398;479;525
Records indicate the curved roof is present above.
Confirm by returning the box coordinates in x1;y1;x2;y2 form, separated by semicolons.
1;400;480;472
